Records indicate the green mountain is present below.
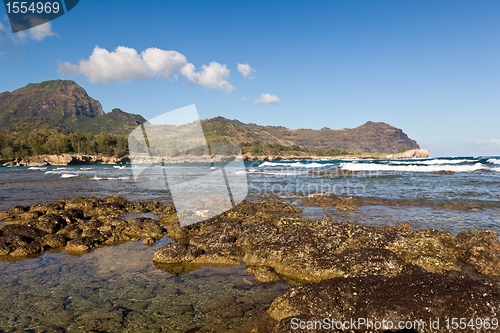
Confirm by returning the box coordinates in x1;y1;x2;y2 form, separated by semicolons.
0;80;420;154
0;80;145;136
201;117;419;154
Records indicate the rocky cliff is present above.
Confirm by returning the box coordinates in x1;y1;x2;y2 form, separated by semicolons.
0;80;145;135
0;80;104;129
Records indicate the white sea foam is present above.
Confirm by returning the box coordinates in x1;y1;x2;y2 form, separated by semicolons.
80;167;93;170
259;161;325;168
28;167;47;170
61;174;77;178
390;159;472;165
487;159;500;164
340;162;489;173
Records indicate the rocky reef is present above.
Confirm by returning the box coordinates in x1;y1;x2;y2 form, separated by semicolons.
0;195;169;258
269;265;500;333
1;195;499;332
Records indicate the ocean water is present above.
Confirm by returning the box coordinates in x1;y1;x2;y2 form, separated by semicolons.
0;156;499;331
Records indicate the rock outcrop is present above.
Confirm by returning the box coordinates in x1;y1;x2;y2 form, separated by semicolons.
269;265;500;333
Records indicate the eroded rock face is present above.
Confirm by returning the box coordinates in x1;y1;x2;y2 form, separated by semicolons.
268;265;500;333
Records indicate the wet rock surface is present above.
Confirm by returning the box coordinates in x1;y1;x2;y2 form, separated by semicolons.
2;195;500;332
0;195;170;258
268;265;500;333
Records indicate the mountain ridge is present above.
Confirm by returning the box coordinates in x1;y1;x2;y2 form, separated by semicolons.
0;80;420;153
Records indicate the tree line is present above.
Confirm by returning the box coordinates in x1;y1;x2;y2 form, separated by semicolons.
0;130;355;159
0;130;128;159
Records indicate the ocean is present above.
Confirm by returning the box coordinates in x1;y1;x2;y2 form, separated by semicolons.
0;156;499;331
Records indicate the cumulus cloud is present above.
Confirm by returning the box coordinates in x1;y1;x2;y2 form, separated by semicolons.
58;45;235;92
237;63;255;80
237;97;249;102
254;93;280;105
58;46;150;83
142;48;188;81
181;61;235;92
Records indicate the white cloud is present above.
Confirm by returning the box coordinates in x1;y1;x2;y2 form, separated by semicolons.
1;18;57;49
254;93;280;105
58;45;236;92
142;48;187;81
21;20;57;41
469;139;500;151
237;63;255;80
181;61;235;92
58;46;150;83
237;97;249;102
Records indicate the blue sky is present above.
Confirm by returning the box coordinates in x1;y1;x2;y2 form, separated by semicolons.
1;0;499;157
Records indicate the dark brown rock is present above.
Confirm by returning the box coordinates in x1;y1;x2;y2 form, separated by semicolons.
189;227;244;258
10;241;43;256
7;205;30;214
65;236;96;252
0;234;31;255
153;241;202;263
57;224;83;239
432;170;455;175
64;197;103;212
42;234;69;248
1;224;47;240
268;265;500;333
59;208;84;223
237;222;279;249
124;217;164;239
81;228;108;243
36;214;67;233
456;229;500;277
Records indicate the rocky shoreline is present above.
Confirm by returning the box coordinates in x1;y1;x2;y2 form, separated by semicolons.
0;154;128;167
0;149;429;167
1;194;498;332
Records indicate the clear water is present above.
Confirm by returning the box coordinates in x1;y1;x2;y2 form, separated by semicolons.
0;156;499;331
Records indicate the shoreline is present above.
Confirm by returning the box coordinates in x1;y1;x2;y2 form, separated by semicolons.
0;148;430;167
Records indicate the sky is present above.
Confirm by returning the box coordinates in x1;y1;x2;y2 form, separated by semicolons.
0;0;499;157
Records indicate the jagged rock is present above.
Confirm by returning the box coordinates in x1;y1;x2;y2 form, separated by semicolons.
268;265;500;333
